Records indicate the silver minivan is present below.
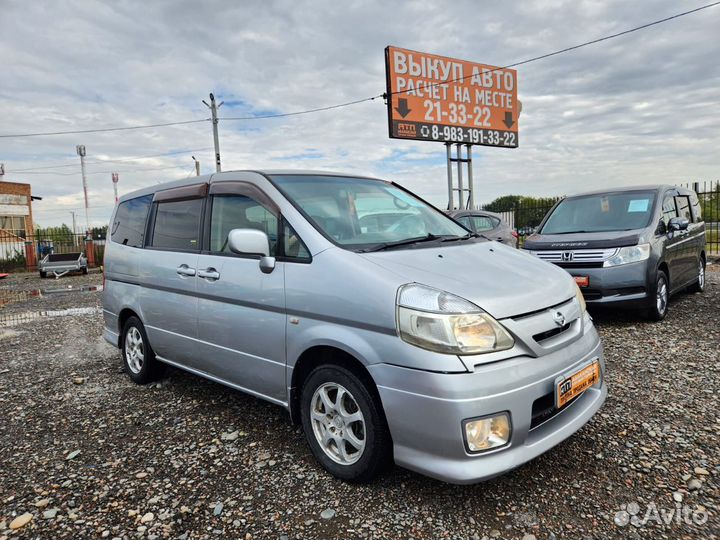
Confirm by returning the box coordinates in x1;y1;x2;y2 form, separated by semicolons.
103;170;607;484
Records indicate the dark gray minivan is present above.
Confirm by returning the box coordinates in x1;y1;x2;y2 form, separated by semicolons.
523;185;706;320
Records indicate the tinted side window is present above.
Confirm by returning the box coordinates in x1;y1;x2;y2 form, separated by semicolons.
111;194;152;247
151;198;203;251
675;196;692;221
210;195;279;255
661;196;677;226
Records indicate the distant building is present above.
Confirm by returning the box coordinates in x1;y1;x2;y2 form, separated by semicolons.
0;180;40;239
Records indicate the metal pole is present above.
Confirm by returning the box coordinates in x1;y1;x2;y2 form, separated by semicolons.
204;93;224;173
195;159;200;176
71;212;77;246
445;143;453;210
456;143;464;209
76;145;89;234
466;145;474;209
112;172;119;204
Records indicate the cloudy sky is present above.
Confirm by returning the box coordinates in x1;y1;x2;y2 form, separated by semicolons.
1;0;719;229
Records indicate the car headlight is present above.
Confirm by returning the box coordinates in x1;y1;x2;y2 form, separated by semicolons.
396;283;514;355
575;282;586;313
603;244;650;267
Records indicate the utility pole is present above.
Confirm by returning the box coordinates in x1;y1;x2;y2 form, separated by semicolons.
192;156;200;176
76;145;89;234
112;172;119;204
202;93;223;172
70;211;78;246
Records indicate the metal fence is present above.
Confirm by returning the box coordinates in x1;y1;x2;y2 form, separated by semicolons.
0;232;106;272
479;198;560;246
679;181;719;255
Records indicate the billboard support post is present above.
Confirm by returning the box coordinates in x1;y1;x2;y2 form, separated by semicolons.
446;143;454;210
456;144;464;208
467;145;474;209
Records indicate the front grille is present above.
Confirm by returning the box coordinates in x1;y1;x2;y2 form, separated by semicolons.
530;391;580;429
530;248;618;265
533;323;571;343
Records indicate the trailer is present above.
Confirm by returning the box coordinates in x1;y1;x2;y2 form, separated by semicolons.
38;252;88;278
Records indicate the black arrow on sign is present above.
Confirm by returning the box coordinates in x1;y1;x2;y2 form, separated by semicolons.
503;111;515;129
395;98;411;118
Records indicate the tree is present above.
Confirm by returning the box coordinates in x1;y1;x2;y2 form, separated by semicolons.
483;195;561;230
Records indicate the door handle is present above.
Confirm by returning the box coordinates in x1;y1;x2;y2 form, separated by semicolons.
176;264;196;277
197;267;220;280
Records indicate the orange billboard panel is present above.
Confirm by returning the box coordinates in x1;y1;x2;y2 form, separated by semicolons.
385;46;519;148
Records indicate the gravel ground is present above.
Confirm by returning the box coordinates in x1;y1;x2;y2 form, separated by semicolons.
0;267;718;540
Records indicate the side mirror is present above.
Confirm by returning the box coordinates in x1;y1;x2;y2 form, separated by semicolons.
668;217;689;232
227;229;270;256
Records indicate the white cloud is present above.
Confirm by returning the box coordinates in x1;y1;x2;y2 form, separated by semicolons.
0;0;718;227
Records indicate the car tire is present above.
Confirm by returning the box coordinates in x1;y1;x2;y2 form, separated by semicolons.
121;316;165;384
687;257;705;293
300;365;392;483
647;270;669;321
82;266;89;275
39;271;47;278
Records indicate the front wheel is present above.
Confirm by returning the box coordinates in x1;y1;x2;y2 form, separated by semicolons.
300;365;392;482
121;316;165;384
647;270;669;321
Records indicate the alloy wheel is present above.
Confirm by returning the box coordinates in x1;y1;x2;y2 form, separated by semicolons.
125;326;145;374
310;383;366;465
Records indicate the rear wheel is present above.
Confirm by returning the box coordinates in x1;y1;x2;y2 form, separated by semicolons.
647;270;669;321
121;316;164;384
300;365;392;482
39;271;47;278
688;257;705;293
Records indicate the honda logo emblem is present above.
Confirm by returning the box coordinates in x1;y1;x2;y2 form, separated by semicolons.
552;311;566;327
561;251;574;262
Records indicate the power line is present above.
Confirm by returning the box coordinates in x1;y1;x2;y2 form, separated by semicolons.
0;2;717;139
12;165;188;176
0;118;209;139
220;95;383;121
9;147;214;172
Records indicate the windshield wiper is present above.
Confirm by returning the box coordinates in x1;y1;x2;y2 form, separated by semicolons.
360;233;446;252
441;232;488;242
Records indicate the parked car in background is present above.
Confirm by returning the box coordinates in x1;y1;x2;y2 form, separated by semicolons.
523;185;706;321
103;170;606;484
446;209;517;246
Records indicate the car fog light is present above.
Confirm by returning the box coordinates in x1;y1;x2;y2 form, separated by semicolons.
463;413;511;453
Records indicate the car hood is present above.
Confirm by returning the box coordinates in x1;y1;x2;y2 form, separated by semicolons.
359;241;575;319
523;230;642;250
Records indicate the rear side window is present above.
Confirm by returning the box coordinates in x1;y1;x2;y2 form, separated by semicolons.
675;196;692;221
690;194;702;222
471;215;499;232
111;194;152;247
151;198;203;251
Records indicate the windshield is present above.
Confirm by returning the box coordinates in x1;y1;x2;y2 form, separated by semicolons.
272;175;469;250
540;191;656;234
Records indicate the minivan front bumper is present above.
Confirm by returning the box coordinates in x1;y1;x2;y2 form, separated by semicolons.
562;260;651;306
368;321;606;484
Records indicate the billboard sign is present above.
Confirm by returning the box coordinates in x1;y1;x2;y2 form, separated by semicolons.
385;46;519;148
